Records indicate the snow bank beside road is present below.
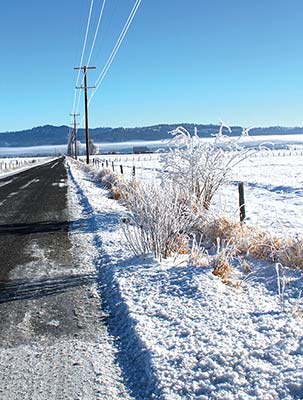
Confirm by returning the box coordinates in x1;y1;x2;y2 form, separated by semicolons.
0;156;57;179
68;160;303;400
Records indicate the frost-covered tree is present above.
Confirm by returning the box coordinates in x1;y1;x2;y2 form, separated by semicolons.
88;139;98;155
160;126;251;209
241;127;254;137
216;120;232;138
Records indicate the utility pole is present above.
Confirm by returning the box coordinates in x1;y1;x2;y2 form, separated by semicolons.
70;113;80;160
74;65;96;164
68;127;73;157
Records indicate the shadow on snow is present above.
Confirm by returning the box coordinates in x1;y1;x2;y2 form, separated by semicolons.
67;162;163;400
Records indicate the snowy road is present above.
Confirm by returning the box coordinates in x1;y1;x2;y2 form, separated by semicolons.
0;158;131;400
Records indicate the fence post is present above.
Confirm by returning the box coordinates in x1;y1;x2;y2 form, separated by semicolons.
238;182;246;222
132;166;136;176
120;165;123;175
112;161;115;171
106;160;108;168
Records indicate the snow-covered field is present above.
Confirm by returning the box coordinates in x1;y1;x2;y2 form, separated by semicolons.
214;153;303;237
67;155;303;400
0;157;55;178
88;149;303;238
0;146;64;157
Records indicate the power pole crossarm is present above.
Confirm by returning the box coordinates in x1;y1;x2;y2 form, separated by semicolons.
74;65;96;164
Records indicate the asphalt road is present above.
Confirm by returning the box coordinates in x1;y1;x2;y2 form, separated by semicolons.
0;157;90;344
0;158;69;283
0;158;129;400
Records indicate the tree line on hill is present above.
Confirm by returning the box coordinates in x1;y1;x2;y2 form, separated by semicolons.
0;123;302;147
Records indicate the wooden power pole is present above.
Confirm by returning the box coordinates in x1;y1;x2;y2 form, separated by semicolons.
74;65;96;164
70;113;80;160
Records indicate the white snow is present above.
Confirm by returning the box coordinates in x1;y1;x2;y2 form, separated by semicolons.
67;157;303;400
0;157;57;179
91;148;303;237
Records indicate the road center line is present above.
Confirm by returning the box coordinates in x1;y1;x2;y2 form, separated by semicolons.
20;178;40;190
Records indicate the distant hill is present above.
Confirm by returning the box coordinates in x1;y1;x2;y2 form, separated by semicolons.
0;124;303;147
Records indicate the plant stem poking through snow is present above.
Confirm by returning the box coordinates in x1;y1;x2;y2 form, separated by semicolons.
275;262;286;312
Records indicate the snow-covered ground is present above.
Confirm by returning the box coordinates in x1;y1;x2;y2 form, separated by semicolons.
0;157;55;178
0;146;64;157
88;149;303;238
68;159;303;400
214;152;303;237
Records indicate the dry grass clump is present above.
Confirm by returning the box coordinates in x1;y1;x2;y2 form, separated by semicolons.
93;168;130;201
69;157;91;173
248;233;283;260
94;168;121;189
237;256;252;274
212;239;239;285
212;257;233;282
189;250;210;267
111;186;123;200
277;238;303;269
196;212;303;269
172;234;190;255
71;159;129;202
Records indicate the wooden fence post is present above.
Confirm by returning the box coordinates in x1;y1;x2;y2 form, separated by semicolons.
120;165;123;175
132;166;136;176
238;182;246;222
112;161;115;171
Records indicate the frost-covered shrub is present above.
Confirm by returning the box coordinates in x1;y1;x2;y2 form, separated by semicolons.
122;181;195;259
93;168;120;189
160;126;251;209
93;168;128;200
69;157;91;173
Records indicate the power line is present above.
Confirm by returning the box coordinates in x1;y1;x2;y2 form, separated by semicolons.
75;0;106;114
86;0;107;68
72;0;95;114
92;0;119;66
93;0;142;97
88;0;142;107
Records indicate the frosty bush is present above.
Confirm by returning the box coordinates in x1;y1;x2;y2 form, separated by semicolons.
122;181;195;259
93;168;121;189
160;126;251;209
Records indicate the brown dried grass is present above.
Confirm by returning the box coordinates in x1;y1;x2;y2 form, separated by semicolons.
199;214;303;269
175;235;190;255
212;259;233;281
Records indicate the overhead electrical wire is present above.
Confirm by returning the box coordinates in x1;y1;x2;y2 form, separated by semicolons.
75;0;107;114
88;0;142;108
72;0;94;114
87;0;107;69
74;0;143;128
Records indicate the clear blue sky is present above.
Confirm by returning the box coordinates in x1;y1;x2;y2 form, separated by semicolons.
1;0;303;131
